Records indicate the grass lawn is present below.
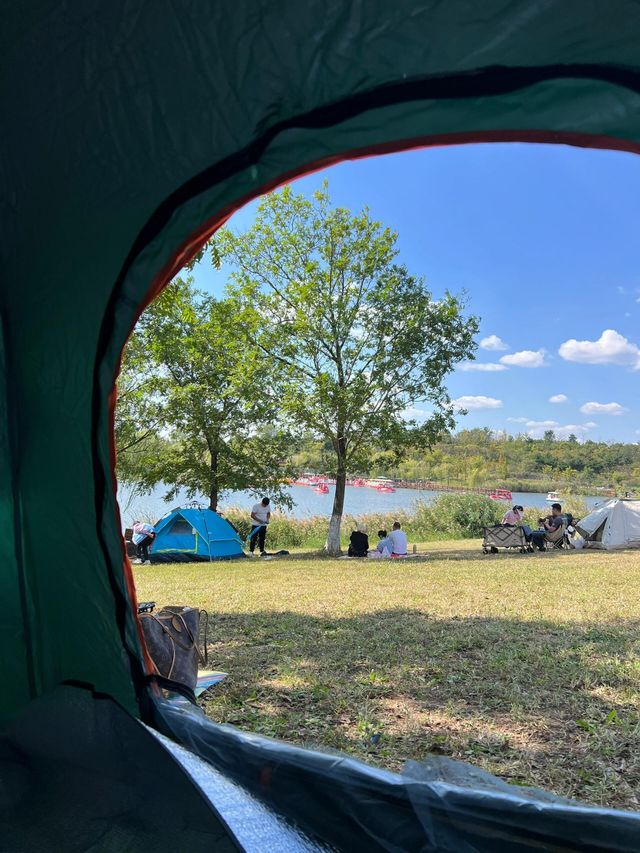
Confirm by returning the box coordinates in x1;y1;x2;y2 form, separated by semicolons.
134;540;640;811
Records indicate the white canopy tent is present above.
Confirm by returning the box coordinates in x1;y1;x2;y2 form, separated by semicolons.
577;500;640;550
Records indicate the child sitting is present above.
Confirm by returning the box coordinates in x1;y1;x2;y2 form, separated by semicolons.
369;529;393;559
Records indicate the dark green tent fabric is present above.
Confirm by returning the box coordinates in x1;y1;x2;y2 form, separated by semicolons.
0;686;240;852
4;1;640;717
3;3;640;844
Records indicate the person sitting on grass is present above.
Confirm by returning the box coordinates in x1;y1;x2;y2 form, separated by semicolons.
348;522;369;557
389;521;408;557
371;529;393;558
530;502;564;552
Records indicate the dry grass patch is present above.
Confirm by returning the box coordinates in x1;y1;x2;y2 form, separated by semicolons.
134;541;640;810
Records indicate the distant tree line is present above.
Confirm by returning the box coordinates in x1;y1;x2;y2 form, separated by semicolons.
291;426;640;493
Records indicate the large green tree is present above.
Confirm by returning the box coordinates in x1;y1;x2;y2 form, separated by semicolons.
216;185;478;553
118;277;294;511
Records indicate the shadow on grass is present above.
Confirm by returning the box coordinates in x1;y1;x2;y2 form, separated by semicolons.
423;546;591;562
265;544;591;562
199;609;640;810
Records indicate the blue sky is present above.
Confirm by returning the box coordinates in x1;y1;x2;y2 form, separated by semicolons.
190;143;640;443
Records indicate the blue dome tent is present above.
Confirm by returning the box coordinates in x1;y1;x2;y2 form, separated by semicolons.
151;506;246;563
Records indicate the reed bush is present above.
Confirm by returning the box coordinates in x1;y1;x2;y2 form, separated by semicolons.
223;493;515;548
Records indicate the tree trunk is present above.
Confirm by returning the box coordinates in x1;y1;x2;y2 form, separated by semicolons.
209;448;219;511
326;455;346;556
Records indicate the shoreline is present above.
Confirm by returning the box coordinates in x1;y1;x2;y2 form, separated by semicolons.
296;477;615;497
393;481;615;497
119;483;608;530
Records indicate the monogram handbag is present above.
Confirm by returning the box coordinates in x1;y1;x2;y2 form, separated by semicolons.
139;606;207;691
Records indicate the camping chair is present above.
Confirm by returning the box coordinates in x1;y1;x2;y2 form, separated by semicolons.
482;525;531;554
545;523;567;550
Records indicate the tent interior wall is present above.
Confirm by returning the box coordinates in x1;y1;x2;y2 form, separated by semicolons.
4;2;640;849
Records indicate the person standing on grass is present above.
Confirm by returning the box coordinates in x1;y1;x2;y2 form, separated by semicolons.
249;497;271;556
389;521;408;557
132;520;156;565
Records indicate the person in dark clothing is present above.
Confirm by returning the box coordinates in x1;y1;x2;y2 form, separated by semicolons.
531;502;564;551
348;522;369;557
132;521;156;564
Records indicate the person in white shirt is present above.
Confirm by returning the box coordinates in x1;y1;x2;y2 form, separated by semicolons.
249;497;271;555
389;521;408;556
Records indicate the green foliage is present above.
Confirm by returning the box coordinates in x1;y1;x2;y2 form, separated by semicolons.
412;494;504;538
223;509;316;548
291;428;640;493
215;183;478;552
222;493;595;549
224;494;505;548
115;321;169;485
116;277;295;510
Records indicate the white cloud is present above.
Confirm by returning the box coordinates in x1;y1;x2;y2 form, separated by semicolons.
525;419;559;430
452;395;503;411
523;419;596;440
458;361;508;372
479;335;508;351
507;416;529;423
543;425;595;440
558;329;640;369
579;401;628;416
401;406;431;423
499;349;548;368
549;394;568;404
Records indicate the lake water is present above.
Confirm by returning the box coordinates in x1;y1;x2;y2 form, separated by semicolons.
118;482;603;526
